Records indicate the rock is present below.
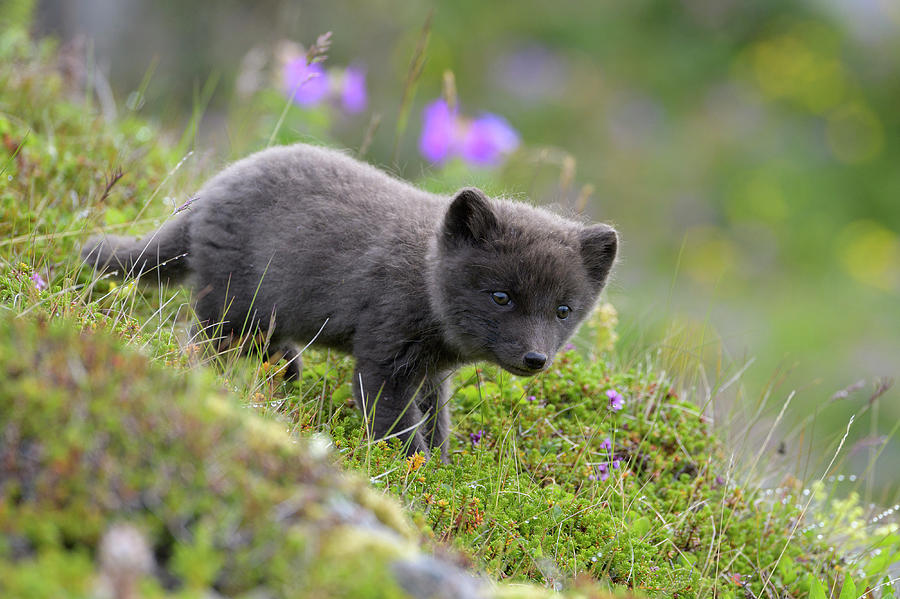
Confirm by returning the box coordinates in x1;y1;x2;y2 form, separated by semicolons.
392;556;488;599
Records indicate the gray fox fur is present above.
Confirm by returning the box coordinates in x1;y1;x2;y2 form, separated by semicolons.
82;144;618;459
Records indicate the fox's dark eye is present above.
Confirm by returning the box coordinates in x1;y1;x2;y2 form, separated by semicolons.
556;305;571;319
491;291;511;306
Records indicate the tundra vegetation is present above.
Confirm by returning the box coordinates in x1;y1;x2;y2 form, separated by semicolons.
0;28;897;599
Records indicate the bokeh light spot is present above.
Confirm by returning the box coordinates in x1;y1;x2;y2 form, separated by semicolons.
750;25;847;114
838;220;900;291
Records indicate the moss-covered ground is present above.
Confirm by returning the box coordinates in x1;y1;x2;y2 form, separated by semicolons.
1;29;898;598
0;312;433;598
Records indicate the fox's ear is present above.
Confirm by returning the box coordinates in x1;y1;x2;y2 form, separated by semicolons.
579;224;618;286
443;188;498;246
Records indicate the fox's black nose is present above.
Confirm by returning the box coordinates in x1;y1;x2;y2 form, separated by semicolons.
523;351;548;370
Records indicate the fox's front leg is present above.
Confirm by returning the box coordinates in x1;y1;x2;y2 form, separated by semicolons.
353;360;429;456
418;375;451;463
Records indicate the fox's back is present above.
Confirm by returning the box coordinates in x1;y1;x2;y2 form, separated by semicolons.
186;144;447;349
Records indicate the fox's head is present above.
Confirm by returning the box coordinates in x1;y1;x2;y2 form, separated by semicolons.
428;187;618;375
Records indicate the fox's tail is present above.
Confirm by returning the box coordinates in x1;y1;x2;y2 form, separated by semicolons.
81;216;191;282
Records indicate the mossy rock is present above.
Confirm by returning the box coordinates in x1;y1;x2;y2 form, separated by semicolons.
0;313;581;598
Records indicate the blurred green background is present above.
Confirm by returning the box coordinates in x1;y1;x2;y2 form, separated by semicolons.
21;0;899;497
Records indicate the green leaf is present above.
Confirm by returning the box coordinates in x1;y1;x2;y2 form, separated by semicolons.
808;576;827;599
873;533;900;549
631;515;651;537
778;554;798;585
865;547;899;577
882;575;897;599
839;575;856;599
331;382;353;405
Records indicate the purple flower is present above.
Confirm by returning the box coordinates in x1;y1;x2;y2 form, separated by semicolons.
606;389;624;412
527;395;537;402
419;99;459;163
341;65;367;114
283;58;329;106
611;459;621;470
419;98;520;167
597;463;609;482
564;342;576;351
469;429;485;445
600;437;612;451
459;114;520;166
30;273;47;291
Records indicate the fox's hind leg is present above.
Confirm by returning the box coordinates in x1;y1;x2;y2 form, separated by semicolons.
282;346;302;381
188;284;253;369
192;289;235;350
263;344;302;381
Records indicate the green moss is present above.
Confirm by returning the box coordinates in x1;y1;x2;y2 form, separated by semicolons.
315;348;845;597
0;313;415;597
310;527;412;598
0;548;94;599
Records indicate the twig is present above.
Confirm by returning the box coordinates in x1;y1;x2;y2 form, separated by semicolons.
358;112;382;158
98;166;124;204
830;379;866;402
173;195;198;214
868;377;893;406
305;32;333;65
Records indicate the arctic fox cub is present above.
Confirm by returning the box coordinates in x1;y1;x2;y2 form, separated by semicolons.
83;144;618;459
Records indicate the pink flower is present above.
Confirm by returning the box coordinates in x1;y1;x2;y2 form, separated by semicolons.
30;273;47;291
341;65;367;113
283;58;330;106
419;99;458;163
419;98;520;167
459;114;520;166
606;389;624;412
